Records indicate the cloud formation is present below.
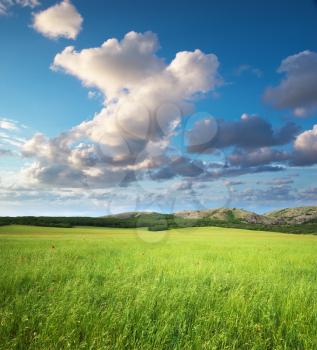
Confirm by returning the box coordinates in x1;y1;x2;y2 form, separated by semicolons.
0;118;26;151
227;147;289;168
23;31;223;188
264;50;317;117
33;0;82;39
52;31;221;100
51;32;222;164
0;0;38;15
223;124;317;169
187;113;300;152
225;123;317;168
233;185;297;203
292;124;317;165
19;31;317;195
0;118;19;131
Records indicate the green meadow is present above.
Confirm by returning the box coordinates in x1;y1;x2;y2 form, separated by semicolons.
0;225;317;350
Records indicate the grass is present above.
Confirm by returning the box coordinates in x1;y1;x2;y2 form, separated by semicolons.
0;225;317;349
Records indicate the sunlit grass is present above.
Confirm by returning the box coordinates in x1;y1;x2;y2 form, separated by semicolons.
0;225;317;349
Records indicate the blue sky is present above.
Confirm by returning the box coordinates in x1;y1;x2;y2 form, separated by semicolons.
0;0;317;216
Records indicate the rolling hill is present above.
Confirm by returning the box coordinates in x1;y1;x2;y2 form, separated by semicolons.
104;206;317;226
265;206;317;224
103;206;317;233
175;208;277;225
1;206;317;234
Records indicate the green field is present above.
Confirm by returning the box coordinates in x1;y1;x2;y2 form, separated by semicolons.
0;225;317;349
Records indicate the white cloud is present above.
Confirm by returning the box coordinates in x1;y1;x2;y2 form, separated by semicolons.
0;118;28;151
53;31;221;152
292;124;317;165
52;31;164;98
0;0;39;15
0;118;19;130
33;0;83;40
264;50;317;117
23;31;223;188
228;147;289;167
52;32;221;100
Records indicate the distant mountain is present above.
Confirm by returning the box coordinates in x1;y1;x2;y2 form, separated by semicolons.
105;211;154;219
103;211;167;220
175;208;277;225
265;206;317;225
1;206;317;234
104;206;317;227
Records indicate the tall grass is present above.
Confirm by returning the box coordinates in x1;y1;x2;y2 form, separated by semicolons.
0;225;317;349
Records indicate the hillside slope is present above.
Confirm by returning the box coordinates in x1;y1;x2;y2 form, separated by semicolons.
1;206;317;234
105;206;317;226
104;211;161;219
266;206;317;224
175;208;277;225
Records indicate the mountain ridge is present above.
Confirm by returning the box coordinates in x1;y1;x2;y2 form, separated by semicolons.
104;206;317;225
1;206;317;234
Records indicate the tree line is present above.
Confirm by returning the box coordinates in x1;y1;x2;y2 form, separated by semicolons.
0;214;317;234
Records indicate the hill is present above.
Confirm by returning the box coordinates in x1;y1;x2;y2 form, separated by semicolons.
104;211;164;220
103;206;317;234
266;206;317;224
175;208;277;225
1;206;317;234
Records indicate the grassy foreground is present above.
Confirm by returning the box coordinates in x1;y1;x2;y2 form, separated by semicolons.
0;226;317;349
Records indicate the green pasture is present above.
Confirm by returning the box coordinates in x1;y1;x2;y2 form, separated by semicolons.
0;225;317;349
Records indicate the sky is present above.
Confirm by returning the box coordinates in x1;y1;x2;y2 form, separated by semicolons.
0;0;317;216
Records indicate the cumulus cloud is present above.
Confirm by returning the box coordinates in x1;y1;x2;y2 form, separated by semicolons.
153;159;284;183
52;32;164;97
187;113;300;152
20;31;223;188
0;0;38;15
52;31;221;100
151;156;205;180
51;32;222;164
228;147;289;168
33;0;83;39
23;31;317;192
21;132;136;188
292;124;317;165
218;123;317;169
264;50;317;117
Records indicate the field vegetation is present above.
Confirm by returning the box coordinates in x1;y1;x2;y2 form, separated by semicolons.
0;225;317;349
